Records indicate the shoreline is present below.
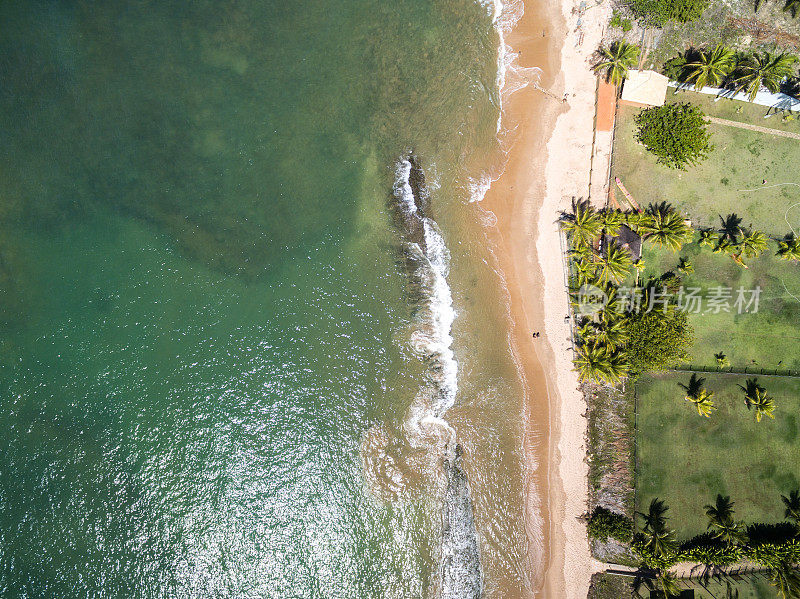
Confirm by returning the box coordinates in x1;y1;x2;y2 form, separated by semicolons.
482;0;611;595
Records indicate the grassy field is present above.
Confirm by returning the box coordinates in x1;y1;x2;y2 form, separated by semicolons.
588;571;779;598
636;372;800;540
688;576;779;599
611;100;800;235
638;237;800;371
669;89;800;134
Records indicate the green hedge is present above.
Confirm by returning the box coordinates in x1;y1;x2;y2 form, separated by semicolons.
633;522;800;568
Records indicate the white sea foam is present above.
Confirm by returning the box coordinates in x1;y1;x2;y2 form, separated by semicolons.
466;0;542;211
392;159;459;439
392;158;482;598
467;174;492;204
394;159;419;216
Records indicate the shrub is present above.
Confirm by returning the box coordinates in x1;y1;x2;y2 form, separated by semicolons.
679;532;742;566
635;103;713;170
610;10;633;31
587;506;634;542
631;534;679;569
629;0;709;26
662;55;688;81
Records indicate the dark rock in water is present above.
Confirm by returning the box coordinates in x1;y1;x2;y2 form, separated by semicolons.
388;153;430;253
406;154;431;218
440;444;482;599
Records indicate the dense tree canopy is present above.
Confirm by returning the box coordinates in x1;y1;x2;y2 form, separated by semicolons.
629;0;709;26
625;307;693;373
635;103;713;170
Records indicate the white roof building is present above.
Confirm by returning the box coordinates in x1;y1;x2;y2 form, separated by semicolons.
621;70;669;106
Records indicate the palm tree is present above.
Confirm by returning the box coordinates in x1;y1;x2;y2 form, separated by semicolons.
642;522;677;560
777;233;800;262
574;343;628;384
636;569;681;598
561;198;602;249
639;202;692;251
785;0;800;17
767;563;800;599
594;41;640;85
596;244;634;285
699;228;719;248
739;378;776;422
719;213;743;244
739;229;768;259
594;315;628;350
600;209;625;237
678;257;694;274
686;45;735;90
715;351;730;368
734;52;799;102
639;498;669;533
705;494;735;524
782;489;800;524
679;374;716;417
704;494;744;545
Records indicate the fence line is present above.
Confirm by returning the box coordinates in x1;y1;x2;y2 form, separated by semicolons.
671;365;800;379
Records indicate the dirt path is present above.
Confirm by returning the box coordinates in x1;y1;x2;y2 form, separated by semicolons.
706;116;800;140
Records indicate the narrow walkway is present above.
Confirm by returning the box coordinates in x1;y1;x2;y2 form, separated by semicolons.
706;116;800;140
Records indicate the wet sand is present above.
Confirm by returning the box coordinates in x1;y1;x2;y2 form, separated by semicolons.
482;0;612;595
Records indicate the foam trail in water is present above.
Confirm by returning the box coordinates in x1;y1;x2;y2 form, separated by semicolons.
391;158;482;599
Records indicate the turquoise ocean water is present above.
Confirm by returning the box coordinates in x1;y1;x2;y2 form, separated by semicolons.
0;1;536;597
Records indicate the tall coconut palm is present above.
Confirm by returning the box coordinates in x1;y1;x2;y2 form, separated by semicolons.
594;41;640;85
734;52;799;102
600;209;626;237
678;257;694;274
704;494;745;545
782;489;800;524
654;571;681;598
561;198;602;249
638;202;692;251
686;45;736;90
767;563;800;599
739;378;775;422
574;343;628;384
596;244;634;285
699;228;719;248
705;494;735;524
625;210;648;233
639;498;669;533
679;373;716;417
594;315;628;350
739;229;768;259
785;0;800;18
719;213;743;243
777;233;800;261
642;521;677;560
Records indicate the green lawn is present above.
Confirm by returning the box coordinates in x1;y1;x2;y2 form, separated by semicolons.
589;571;779;598
612;100;800;235
689;576;779;599
638;238;800;371
669;89;800;134
636;372;800;541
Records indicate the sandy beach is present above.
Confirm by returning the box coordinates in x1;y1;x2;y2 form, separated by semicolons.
482;0;611;595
